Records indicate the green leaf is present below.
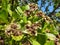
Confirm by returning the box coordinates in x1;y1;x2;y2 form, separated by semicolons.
0;10;8;23
19;42;22;45
33;15;39;22
11;35;23;41
17;6;23;13
7;4;12;16
56;13;60;17
2;0;8;10
42;22;49;32
46;33;56;40
24;5;30;10
12;11;20;20
9;40;13;45
0;6;2;8
0;25;4;29
30;38;41;45
36;34;47;45
23;15;27;23
21;5;30;11
45;40;55;45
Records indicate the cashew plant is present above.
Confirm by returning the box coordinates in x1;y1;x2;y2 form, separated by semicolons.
0;0;60;45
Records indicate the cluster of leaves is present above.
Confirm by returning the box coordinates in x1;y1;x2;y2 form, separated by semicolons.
0;0;60;45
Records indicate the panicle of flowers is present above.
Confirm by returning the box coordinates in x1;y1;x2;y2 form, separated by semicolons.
5;23;22;36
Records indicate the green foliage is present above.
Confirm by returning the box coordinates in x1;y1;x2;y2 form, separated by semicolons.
0;0;60;45
11;35;24;41
0;10;8;23
30;39;41;45
45;40;55;45
46;33;56;40
56;12;60;17
36;34;47;45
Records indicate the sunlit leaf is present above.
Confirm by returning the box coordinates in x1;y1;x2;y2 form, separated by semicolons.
30;38;41;45
11;35;23;41
23;15;27;23
46;33;56;40
56;13;60;17
24;5;30;10
17;6;23;13
45;40;55;45
7;4;12;16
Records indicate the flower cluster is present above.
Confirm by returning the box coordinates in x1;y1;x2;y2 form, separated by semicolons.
25;22;41;36
5;23;22;36
36;11;53;23
22;40;31;45
25;10;32;16
2;2;59;45
29;3;38;11
25;3;38;16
